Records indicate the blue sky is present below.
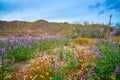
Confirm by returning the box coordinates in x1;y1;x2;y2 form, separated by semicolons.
0;0;120;25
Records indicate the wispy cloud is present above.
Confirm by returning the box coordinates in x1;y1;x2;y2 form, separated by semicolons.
89;0;120;15
88;2;101;10
103;0;120;12
0;0;76;21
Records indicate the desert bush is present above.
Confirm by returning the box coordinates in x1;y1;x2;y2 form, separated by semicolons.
114;37;120;43
72;38;90;45
11;56;54;80
66;32;78;39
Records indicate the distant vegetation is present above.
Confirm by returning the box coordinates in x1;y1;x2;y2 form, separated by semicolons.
0;20;120;37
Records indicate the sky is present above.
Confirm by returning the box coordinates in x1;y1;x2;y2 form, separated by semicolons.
0;0;120;25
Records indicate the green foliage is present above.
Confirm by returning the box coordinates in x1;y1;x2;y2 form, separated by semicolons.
11;46;36;62
95;41;120;79
66;32;78;39
0;63;14;80
53;49;80;79
92;27;120;79
37;40;54;52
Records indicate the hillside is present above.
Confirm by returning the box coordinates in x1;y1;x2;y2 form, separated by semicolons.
0;20;115;37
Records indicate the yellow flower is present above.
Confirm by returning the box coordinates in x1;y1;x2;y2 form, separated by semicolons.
36;66;40;69
92;62;96;67
40;75;44;79
30;76;33;79
111;73;116;79
79;60;82;62
46;72;49;76
34;75;38;79
49;69;52;72
50;77;52;80
50;59;52;62
60;61;64;67
86;68;88;71
41;60;44;63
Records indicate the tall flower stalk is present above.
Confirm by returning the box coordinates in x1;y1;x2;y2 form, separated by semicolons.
1;48;6;80
99;28;104;39
1;48;6;64
62;52;66;62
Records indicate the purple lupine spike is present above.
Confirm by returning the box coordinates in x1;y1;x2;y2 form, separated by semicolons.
110;32;113;36
62;52;66;62
95;39;98;46
80;75;86;80
112;42;116;45
99;28;104;34
1;48;5;53
95;51;101;58
109;39;113;44
88;67;94;77
113;29;116;35
11;58;15;64
74;53;77;61
110;29;117;36
55;60;59;71
115;64;120;75
1;48;6;64
23;39;29;47
55;46;58;54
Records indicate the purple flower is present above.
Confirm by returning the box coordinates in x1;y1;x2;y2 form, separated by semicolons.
24;39;29;47
109;39;113;43
95;39;98;46
110;29;117;36
1;48;5;53
88;67;94;77
80;75;86;80
11;58;15;64
55;60;59;71
74;53;77;61
112;42;116;45
115;64;120;75
99;28;104;34
1;48;6;64
95;51;101;58
14;38;18;43
62;52;66;62
13;45;18;50
113;29;116;35
55;46;58;54
110;32;113;36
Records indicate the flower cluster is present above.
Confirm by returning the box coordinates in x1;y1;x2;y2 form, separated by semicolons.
72;38;90;45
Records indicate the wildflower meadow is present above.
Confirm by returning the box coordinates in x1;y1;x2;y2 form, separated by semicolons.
0;27;120;80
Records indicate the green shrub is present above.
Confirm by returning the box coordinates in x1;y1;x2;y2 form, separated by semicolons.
92;29;120;80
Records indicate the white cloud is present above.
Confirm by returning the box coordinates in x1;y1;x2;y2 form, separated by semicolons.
0;0;76;21
0;0;119;24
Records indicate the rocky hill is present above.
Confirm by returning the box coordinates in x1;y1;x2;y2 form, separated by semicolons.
0;20;115;37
